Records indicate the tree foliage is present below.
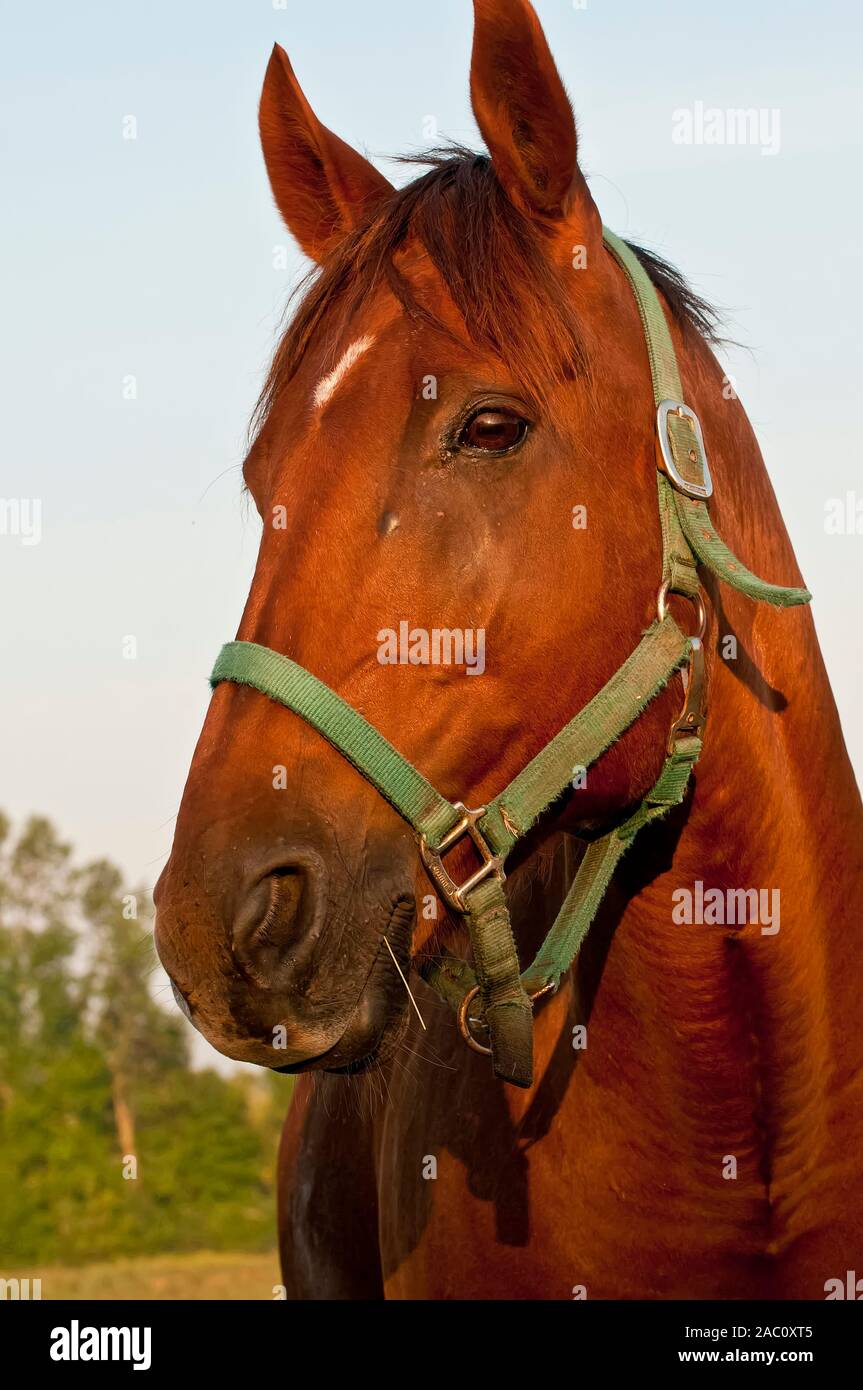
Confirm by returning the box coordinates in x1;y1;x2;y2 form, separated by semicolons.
0;815;293;1266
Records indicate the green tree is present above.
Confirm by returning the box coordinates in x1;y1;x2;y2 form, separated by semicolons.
0;814;292;1267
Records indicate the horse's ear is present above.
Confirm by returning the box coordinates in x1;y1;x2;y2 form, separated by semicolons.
259;44;394;263
470;0;599;232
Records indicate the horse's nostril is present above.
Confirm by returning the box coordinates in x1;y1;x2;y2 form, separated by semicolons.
233;865;315;979
258;870;305;944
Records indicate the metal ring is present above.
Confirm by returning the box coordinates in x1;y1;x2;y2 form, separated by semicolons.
457;980;558;1058
528;980;558;1005
457;986;492;1056
657;582;707;642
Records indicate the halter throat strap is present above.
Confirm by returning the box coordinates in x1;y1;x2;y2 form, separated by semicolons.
209;226;810;1089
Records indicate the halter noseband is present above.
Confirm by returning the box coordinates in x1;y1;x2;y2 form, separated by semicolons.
210;228;810;1088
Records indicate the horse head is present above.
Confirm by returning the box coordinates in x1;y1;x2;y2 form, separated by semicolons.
154;0;719;1074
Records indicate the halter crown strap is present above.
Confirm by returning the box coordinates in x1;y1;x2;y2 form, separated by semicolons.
603;229;811;609
209;226;811;1089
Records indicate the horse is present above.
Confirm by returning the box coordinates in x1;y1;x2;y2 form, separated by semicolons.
154;0;863;1299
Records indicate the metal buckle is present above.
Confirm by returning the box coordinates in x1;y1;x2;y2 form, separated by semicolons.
657;400;714;501
418;803;505;915
656;583;708;752
656;584;708;753
667;636;707;753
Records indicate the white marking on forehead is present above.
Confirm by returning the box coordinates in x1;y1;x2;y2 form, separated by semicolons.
313;334;375;409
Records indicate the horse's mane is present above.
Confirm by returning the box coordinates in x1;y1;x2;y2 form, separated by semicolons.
252;147;720;435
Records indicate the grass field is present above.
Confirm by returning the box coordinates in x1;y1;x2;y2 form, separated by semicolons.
18;1251;283;1300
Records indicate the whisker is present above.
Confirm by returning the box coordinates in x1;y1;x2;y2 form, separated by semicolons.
397;1040;457;1072
382;936;427;1031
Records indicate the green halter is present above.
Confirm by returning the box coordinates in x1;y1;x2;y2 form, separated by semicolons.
210;228;810;1088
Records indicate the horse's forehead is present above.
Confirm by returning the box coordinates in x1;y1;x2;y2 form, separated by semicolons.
313;334;376;410
306;296;406;412
308;253;480;411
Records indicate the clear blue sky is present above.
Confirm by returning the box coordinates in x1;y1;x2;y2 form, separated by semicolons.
2;0;862;888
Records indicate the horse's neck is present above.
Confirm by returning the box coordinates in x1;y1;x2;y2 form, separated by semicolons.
689;600;862;912
676;336;863;967
517;564;863;1191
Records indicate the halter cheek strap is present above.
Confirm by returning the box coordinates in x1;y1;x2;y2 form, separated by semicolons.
210;227;810;1089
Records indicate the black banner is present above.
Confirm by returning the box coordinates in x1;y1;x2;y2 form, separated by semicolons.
4;1298;859;1375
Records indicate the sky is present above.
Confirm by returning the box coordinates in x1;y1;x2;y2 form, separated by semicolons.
2;0;862;900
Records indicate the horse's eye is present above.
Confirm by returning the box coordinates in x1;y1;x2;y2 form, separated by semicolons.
458;408;528;455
